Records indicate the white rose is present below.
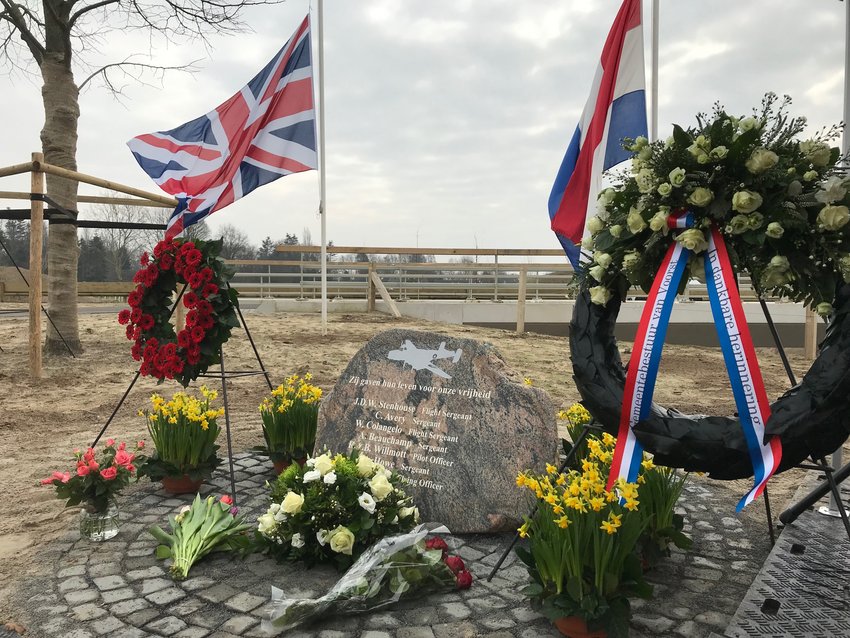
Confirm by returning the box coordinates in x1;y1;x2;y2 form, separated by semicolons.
815;176;848;204
745;148;779;174
627;209;647;234
770;255;790;271
676;229;709;254
399;506;416;520
589;264;606;282
305;458;316;467
668;167;686;187
818;205;850;231
356;454;376;477
369;474;394;501
328;526;355;555
739;116;759;132
657;183;673;197
589;285;612;306
580;237;594;250
302;469;321;483
817;302;834;317
594;252;613;269
764;222;784;239
323;471;337;485
632;135;649;150
609;224;623;238
688;187;714;208
801;140;832;167
586;216;605;234
709;146;728;160
649;212;669;233
637;146;652;161
803;170;819;182
732;190;763;214
281;491;305;515
257;513;277;535
358;492;377;514
290;532;305;548
317;529;328;546
313;454;334;475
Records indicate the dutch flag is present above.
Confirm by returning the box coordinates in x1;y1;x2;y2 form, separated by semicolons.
548;0;648;268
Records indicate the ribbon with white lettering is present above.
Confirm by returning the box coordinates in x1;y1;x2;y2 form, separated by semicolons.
608;233;691;488
704;226;782;510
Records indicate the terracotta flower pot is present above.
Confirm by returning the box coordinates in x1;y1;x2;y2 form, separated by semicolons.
553;616;607;638
272;457;307;475
161;475;203;494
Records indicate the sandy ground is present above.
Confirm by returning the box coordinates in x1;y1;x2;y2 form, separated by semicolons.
0;305;817;622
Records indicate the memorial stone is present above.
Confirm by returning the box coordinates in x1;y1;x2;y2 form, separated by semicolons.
315;329;558;533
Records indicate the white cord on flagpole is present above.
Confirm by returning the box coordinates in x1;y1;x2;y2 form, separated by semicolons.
649;0;659;142
317;0;328;336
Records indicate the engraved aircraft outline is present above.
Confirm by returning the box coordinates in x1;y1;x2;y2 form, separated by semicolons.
387;340;463;379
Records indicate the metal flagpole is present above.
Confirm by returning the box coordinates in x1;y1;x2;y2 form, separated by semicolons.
822;0;850;519
649;0;659;142
317;0;328;336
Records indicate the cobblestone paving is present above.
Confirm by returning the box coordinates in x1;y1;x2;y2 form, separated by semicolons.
10;454;770;637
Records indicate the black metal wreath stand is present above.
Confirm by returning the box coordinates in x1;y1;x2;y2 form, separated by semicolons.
91;283;273;508
757;298;850;543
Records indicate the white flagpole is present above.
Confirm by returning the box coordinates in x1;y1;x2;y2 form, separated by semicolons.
317;0;328;335
649;0;659;142
825;0;850;517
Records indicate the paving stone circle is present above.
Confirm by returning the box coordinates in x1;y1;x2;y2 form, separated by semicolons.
9;454;774;637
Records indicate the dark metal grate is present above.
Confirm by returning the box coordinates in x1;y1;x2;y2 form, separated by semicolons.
724;479;850;638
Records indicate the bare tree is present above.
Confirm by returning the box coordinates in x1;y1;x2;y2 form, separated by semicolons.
217;223;256;260
0;0;280;354
89;198;161;280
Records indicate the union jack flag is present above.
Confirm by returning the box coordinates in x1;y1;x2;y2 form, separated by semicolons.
127;15;317;238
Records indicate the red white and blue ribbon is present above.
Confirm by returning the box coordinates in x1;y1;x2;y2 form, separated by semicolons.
607;215;782;510
608;219;692;488
704;227;782;511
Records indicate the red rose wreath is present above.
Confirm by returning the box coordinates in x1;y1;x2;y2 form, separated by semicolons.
118;237;239;386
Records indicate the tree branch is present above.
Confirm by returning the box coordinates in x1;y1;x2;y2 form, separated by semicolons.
78;55;200;92
0;0;44;62
68;0;118;29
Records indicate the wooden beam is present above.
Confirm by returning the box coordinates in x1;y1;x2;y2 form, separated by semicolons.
29;153;43;378
0;162;35;179
516;268;527;334
369;271;401;318
0;190;172;208
804;308;818;361
34;161;178;207
367;261;376;312
274;245;565;257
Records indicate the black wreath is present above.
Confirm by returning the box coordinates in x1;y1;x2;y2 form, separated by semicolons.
569;285;850;479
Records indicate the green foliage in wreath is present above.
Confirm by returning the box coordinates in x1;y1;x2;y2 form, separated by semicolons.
582;93;848;315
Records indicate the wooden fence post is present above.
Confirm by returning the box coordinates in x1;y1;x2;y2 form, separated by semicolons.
516;268;527;334
367;261;376;312
804;308;818;361
29;152;44;378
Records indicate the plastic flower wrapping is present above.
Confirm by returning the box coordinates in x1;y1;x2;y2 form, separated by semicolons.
263;524;472;634
583;93;849;315
257;450;419;569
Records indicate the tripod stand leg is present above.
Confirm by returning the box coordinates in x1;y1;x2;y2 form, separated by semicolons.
486;424;594;582
228;282;273;391
219;347;239;508
92;369;141;448
763;485;775;546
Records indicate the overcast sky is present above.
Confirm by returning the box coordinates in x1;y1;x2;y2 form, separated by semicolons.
0;0;846;253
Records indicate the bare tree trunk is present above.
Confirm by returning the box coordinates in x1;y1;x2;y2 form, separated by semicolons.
40;54;82;354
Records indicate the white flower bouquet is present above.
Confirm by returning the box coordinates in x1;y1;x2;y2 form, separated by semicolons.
263;524;472;634
257;450;419;569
